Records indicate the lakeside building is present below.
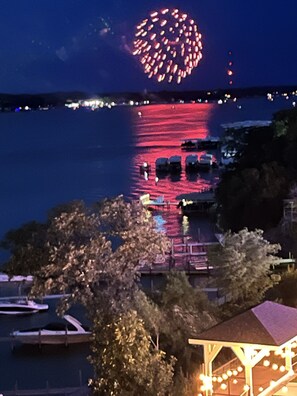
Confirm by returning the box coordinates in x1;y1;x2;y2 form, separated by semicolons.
189;301;297;396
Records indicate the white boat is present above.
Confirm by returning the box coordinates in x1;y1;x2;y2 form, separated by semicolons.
198;154;213;170
185;155;199;172
11;315;91;345
155;157;169;171
168;155;182;172
0;299;48;315
0;273;33;282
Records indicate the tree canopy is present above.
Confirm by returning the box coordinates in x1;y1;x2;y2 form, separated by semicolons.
2;197;179;394
209;228;281;310
216;108;297;231
90;309;175;396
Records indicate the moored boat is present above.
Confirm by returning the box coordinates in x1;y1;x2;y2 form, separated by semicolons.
185;155;199;172
197;153;213;170
11;315;91;345
168;155;182;172
155;157;169;172
0;299;48;315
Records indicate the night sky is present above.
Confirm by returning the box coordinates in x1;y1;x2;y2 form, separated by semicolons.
0;0;296;94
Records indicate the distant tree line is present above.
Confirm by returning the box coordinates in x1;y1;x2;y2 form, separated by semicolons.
1;86;297;110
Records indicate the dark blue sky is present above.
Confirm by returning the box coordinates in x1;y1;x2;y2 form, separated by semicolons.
0;0;296;93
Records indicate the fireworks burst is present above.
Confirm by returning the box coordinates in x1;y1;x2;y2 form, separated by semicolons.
133;8;203;84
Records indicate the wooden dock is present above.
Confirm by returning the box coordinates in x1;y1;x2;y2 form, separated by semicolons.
138;239;218;275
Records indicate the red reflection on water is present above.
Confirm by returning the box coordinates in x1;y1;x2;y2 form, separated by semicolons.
133;103;213;147
130;103;219;239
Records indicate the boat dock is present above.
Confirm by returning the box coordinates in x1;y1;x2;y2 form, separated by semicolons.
138;238;219;275
139;193;177;209
139;189;217;214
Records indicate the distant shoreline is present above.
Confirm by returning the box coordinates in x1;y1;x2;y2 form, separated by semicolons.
0;85;296;111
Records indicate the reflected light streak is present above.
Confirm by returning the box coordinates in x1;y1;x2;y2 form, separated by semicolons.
130;103;219;238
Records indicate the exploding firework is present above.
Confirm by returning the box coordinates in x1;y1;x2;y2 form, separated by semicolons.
133;8;203;84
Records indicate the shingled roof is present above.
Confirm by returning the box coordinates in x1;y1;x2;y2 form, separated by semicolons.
195;301;297;346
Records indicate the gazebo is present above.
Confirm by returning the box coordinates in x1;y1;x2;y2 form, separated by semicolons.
189;301;297;396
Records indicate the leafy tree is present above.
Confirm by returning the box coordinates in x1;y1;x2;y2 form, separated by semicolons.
217;108;297;231
157;272;217;374
1;200;87;276
1;220;48;275
26;197;174;393
90;309;175;396
29;196;169;311
216;162;288;231
133;289;163;350
271;271;297;307
209;228;281;310
172;370;199;396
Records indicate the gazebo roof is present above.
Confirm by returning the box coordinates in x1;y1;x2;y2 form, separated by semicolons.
195;301;297;346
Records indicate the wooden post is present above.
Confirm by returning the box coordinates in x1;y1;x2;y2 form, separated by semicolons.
244;348;254;396
285;345;292;371
204;344;213;396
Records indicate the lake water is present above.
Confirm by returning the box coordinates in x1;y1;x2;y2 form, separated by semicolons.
0;97;294;243
0;96;294;391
